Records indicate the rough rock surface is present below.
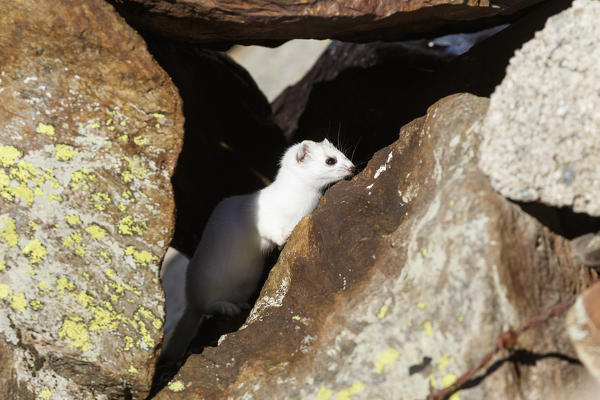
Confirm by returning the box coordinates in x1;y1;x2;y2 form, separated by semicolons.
479;0;600;216
0;0;183;399
154;94;587;399
567;281;600;384
141;36;286;255
272;0;571;168
108;0;544;45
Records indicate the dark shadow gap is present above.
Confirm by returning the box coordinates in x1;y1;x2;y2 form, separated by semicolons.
515;201;600;240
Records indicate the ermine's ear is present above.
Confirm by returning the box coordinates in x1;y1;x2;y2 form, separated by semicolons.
322;138;330;145
296;142;309;163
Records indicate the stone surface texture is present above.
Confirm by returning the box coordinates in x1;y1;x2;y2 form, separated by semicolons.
0;0;183;399
154;94;587;399
108;0;543;45
479;0;600;215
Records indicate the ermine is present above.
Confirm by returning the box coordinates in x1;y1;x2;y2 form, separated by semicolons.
160;247;189;340
161;139;355;361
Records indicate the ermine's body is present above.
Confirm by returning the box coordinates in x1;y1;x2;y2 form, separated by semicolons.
160;247;189;338
162;139;355;361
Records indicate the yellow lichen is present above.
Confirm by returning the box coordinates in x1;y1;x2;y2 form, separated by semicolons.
0;217;19;247
58;316;91;352
337;381;365;400
56;277;75;292
74;290;94;308
7;183;35;206
377;305;389;319
38;389;52;399
417;301;427;309
55;144;78;161
316;387;333;400
123;335;134;351
424;321;433;337
65;215;82;227
0;284;9;298
167;380;185;392
99;249;111;263
121;155;149;181
10;292;27;312
91;122;100;129
0;145;22;167
0;261;5;271
91;192;111;211
85;224;107;239
22;239;48;264
30;299;43;311
438;353;454;371
36;122;56;136
70;168;96;191
441;374;461;400
105;268;116;278
133;136;148;146
374;348;400;374
125;246;157;267
128;365;138;374
117;215;146;236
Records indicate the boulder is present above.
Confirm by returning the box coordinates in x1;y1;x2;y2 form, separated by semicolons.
108;0;546;45
479;0;600;216
153;93;588;399
0;0;183;398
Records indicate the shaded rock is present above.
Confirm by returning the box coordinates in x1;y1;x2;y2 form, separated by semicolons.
567;281;600;385
273;0;572;167
479;0;600;216
107;0;546;46
142;36;286;255
0;0;183;398
154;93;587;399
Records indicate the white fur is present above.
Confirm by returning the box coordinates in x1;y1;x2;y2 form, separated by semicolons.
160;247;189;339
161;139;354;361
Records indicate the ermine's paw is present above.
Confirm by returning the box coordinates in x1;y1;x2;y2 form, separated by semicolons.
209;301;242;316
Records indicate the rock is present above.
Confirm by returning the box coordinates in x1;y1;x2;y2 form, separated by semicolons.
142;36;286;255
272;0;572;166
108;0;545;45
153;94;588;399
567;281;600;385
478;0;600;216
0;0;183;398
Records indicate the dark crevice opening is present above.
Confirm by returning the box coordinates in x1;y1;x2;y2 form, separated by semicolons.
515;201;600;240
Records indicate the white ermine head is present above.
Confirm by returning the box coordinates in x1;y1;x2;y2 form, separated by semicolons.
280;138;355;190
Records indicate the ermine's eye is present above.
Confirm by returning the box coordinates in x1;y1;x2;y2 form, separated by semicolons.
326;157;337;165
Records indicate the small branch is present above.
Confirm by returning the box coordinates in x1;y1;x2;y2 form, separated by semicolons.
426;296;576;400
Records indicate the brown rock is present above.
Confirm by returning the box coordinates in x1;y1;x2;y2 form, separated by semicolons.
154;94;587;399
108;0;545;45
0;0;183;398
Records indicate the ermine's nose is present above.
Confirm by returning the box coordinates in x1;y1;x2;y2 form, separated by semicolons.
349;165;356;174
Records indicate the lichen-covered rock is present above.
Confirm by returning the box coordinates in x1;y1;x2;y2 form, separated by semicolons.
108;0;545;45
153;94;587;399
0;0;183;398
479;0;600;215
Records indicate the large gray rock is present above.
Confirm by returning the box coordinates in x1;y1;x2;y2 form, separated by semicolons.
479;0;600;215
0;0;183;398
154;94;587;399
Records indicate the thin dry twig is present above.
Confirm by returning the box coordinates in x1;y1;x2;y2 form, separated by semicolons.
426;296;576;400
